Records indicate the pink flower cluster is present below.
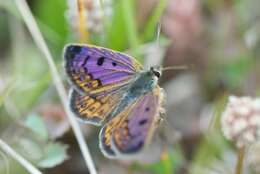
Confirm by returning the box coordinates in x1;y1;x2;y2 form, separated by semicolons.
221;96;260;147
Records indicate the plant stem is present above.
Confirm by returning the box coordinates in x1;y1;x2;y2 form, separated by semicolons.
0;139;43;174
14;1;97;174
77;0;89;43
235;146;246;174
0;146;10;174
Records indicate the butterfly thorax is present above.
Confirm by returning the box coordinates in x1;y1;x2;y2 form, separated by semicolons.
109;68;160;119
128;70;158;96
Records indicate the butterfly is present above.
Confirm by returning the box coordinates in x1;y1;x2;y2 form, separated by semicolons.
64;44;165;158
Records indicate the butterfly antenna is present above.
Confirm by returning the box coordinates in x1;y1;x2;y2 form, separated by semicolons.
161;65;194;72
77;0;89;43
156;21;162;47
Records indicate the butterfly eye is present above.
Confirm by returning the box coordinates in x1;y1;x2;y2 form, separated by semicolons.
150;67;161;78
153;71;161;78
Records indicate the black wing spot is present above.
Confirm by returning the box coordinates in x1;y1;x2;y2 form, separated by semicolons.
97;57;105;66
145;107;150;112
97;79;102;86
65;45;81;60
82;55;90;67
139;119;148;126
69;45;81;53
80;104;86;108
88;73;93;79
112;62;117;66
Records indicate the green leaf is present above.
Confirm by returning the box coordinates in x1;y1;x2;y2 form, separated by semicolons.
105;0;142;61
130;147;184;174
25;114;48;141
15;137;43;162
147;153;173;174
10;44;51;112
189;95;230;174
141;0;167;41
0;80;15;107
105;1;128;51
33;0;68;47
105;1;126;51
121;0;140;58
37;143;68;168
222;55;254;90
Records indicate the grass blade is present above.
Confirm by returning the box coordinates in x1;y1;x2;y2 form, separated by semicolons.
0;139;43;174
14;0;97;173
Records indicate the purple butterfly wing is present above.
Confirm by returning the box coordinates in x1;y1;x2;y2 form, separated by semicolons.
64;44;143;96
99;86;164;157
113;87;163;154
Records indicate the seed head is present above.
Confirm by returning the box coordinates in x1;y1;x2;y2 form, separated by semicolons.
221;96;260;147
66;0;112;35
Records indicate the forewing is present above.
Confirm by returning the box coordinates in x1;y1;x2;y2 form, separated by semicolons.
69;89;123;126
64;44;143;96
99;86;164;158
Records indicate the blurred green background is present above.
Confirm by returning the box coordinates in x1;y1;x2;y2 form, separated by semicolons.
0;0;260;174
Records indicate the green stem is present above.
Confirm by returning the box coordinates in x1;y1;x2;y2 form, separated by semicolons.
235;146;246;174
0;139;42;174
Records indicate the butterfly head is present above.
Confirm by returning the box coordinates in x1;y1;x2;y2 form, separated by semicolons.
150;66;162;78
